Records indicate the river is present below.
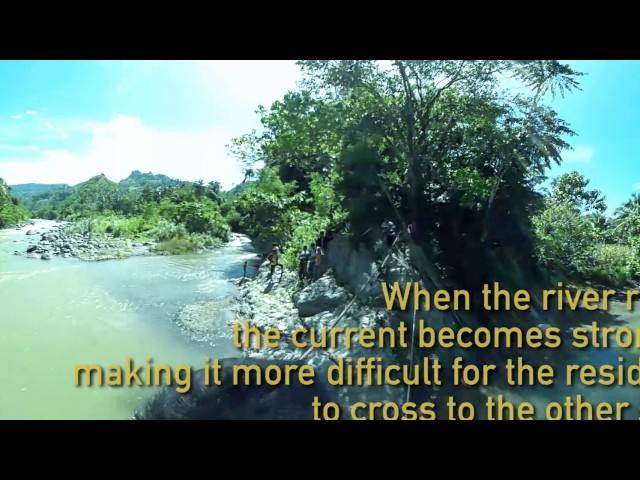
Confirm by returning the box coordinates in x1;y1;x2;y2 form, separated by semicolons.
0;220;256;420
4;221;640;420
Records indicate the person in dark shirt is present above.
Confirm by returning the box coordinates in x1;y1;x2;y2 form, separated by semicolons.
316;230;335;254
381;221;396;247
298;246;311;280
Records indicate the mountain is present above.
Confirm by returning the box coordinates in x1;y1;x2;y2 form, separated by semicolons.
10;183;70;200
56;174;123;215
119;170;183;191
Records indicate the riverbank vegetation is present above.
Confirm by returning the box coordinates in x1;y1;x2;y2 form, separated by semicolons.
223;60;640;290
10;171;231;254
0;178;28;228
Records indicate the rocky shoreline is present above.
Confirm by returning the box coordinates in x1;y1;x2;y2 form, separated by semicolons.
173;264;409;416
12;222;157;261
8;220;245;262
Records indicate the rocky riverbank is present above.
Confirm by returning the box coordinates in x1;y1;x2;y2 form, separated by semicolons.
174;262;410;416
13;222;156;261
9;221;247;262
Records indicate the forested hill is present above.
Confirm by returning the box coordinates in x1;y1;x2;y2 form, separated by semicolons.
9;183;69;199
13;171;190;217
118;170;182;191
0;178;28;228
7;170;232;254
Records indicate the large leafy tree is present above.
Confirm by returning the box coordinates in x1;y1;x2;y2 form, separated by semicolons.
270;60;583;288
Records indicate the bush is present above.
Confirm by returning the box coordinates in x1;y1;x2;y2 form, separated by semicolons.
153;220;189;242
532;201;598;277
174;201;231;241
150;233;223;255
583;244;640;287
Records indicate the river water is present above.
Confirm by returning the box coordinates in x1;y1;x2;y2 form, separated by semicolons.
3;221;640;419
0;220;256;419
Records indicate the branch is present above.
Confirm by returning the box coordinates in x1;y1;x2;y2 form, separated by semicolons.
480;158;513;243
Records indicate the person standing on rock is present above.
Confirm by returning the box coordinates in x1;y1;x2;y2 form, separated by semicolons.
298;246;311;280
313;246;324;281
267;243;282;278
307;249;316;281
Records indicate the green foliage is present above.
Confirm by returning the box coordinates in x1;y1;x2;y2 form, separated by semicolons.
532;200;598;276
279;210;329;269
174;201;230;240
587;244;640;288
225;59;596;289
151;234;223;255
532;175;640;287
153;220;189;242
0;178;28;228
12;171;233;254
613;193;640;243
548;171;606;214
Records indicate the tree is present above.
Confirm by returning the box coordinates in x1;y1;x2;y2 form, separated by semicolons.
295;60;583;287
548;171;606;214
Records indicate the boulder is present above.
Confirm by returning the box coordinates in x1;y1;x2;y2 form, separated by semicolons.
294;275;350;317
41;253;52;260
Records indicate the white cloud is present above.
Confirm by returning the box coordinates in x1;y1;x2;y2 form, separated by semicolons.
0;62;305;189
196;60;302;112
9;110;39;120
563;146;594;163
635;182;640;190
0;115;245;189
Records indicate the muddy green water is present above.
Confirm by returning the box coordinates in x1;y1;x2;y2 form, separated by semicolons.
0;220;255;419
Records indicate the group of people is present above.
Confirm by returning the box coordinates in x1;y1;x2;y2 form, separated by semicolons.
249;230;335;282
298;230;334;281
243;222;418;282
380;220;418;247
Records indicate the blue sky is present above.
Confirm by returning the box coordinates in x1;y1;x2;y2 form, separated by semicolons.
544;60;640;213
0;60;302;190
0;60;636;212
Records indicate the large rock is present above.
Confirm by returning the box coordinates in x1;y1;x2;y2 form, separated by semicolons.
294;275;350;317
325;235;380;300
